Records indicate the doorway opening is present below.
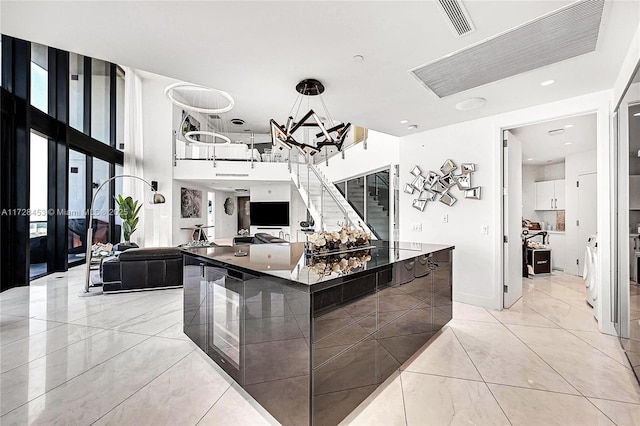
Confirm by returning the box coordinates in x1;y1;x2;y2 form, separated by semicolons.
502;113;598;315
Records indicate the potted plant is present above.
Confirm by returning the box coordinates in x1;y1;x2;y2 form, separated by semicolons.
115;195;141;244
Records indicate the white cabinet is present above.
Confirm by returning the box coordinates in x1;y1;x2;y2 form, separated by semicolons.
546;232;565;271
535;181;555;210
554;180;565;210
535;180;565;210
630;176;640;210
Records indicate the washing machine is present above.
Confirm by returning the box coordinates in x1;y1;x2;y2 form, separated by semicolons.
584;235;598;320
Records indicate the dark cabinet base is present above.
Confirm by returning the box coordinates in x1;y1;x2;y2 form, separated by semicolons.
183;245;453;426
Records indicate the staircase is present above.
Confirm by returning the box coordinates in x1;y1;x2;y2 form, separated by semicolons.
344;177;390;240
292;162;376;239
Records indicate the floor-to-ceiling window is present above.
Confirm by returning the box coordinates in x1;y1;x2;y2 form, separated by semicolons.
0;35;125;291
92;157;110;244
68;149;86;265
91;58;110;145
68;53;84;132
29;131;49;278
30;42;48;114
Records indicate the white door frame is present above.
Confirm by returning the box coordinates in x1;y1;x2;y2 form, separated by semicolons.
494;95;614;335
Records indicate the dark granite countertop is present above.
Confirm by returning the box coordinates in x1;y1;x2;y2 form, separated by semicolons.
181;240;453;290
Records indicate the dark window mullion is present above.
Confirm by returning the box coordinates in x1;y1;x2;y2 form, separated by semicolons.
55;50;69;124
47;47;56;118
83;56;91;136
109;63;116;149
2;35;13;92
86;155;93;247
109;162;116;244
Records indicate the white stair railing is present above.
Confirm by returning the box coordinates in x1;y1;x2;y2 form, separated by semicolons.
291;159;376;239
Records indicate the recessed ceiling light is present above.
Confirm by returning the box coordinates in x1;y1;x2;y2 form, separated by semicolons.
353;55;364;62
564;124;574;128
455;97;486;111
564;142;572;145
408;124;418;130
400;119;409;124
634;112;640;117
527;158;534;161
541;79;555;86
230;118;245;126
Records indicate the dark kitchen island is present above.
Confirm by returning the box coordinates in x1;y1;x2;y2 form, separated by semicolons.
182;240;453;426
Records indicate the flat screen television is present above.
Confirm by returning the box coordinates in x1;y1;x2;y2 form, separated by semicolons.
250;202;290;226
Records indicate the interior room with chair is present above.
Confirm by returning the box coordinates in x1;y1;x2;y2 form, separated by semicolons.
2;1;640;425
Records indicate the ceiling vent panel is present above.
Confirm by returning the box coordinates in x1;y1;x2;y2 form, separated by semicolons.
412;0;604;98
436;0;475;37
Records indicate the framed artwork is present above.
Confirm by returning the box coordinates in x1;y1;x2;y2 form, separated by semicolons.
181;187;202;218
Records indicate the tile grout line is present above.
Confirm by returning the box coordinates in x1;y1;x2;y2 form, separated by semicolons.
583;396;622;425
448;326;486;383
485;383;514;426
68;295;183;327
194;385;232;426
0;334;155;419
565;328;634;370
397;371;409;426
499;319;584;397
0;318;69;346
1;327;110;376
448;321;514;425
89;349;197;426
402;369;484;383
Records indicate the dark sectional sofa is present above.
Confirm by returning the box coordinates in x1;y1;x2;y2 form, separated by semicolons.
101;247;183;293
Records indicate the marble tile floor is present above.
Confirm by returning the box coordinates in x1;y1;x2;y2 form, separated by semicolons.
1;269;639;425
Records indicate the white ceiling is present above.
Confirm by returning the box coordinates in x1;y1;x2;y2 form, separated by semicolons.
1;1;638;136
511;112;597;166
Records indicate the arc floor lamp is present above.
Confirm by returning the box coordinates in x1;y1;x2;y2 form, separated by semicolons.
79;175;165;297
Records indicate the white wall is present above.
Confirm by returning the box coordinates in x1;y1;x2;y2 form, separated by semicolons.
213;190;237;239
318;130;400;182
249;183;290;202
613;23;640;109
398;90;612;321
290;185;308;242
171;181;212;244
542;163;565;181
399;119;496;308
140;75;175;246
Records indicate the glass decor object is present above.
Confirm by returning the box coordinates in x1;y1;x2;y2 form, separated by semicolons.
412;199;427;211
464;187;481;200
411;174;427;190
407;159;481;210
456;174;471;190
426;171;439;187
440;159;456;175
439;174;457;188
404;183;415;194
421;190;437;201
432;180;447;193
439;191;457;206
461;163;475;174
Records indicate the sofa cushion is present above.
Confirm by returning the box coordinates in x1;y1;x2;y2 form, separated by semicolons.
119;247;182;261
254;233;288;244
102;257;121;283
